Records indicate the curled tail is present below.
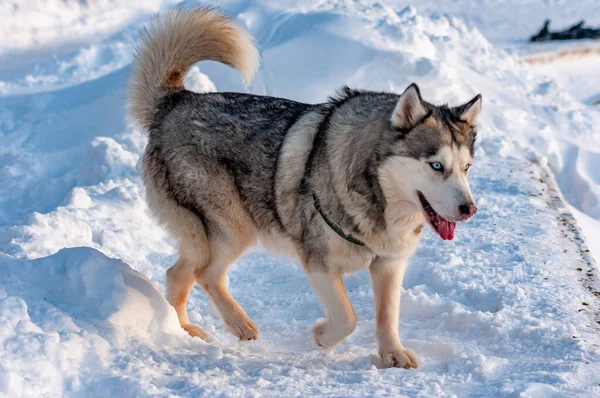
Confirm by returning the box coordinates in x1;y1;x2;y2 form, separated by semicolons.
128;7;259;129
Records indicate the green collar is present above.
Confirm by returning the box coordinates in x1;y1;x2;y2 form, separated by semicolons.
312;193;366;247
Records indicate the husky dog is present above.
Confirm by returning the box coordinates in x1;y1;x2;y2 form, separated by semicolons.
128;7;481;369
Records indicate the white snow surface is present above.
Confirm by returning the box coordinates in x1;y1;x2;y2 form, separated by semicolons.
1;0;600;396
534;55;600;105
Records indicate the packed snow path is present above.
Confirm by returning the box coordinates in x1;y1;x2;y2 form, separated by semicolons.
1;0;600;397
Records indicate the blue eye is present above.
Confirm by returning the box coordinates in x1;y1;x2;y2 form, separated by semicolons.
465;164;471;171
429;162;444;172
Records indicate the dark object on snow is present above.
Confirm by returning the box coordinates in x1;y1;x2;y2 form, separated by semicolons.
530;20;600;42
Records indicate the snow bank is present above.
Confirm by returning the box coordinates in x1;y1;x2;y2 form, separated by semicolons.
1;0;600;396
1;247;182;342
398;0;600;47
0;0;163;53
0;247;191;397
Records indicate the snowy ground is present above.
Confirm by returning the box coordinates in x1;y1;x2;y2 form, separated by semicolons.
1;0;600;397
530;55;600;263
534;56;600;105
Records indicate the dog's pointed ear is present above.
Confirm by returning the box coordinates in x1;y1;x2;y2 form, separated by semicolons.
456;94;482;126
391;83;429;130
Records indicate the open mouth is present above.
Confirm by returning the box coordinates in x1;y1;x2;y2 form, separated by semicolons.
417;191;455;241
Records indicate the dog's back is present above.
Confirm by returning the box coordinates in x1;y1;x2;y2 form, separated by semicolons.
129;8;325;239
144;90;313;237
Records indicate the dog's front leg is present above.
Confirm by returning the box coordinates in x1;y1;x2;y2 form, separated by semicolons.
307;268;357;350
370;257;420;369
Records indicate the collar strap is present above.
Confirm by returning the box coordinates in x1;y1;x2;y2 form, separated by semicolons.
312;193;366;247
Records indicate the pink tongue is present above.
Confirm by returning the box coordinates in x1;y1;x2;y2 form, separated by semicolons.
436;216;456;240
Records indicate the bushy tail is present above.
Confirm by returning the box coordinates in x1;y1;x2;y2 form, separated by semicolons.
128;7;259;129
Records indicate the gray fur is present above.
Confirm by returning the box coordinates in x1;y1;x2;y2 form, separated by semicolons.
143;87;476;265
130;7;481;366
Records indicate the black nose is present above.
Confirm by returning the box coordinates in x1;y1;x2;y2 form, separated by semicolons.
459;203;477;218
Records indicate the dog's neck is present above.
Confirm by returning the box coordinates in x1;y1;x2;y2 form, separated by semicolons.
347;168;426;257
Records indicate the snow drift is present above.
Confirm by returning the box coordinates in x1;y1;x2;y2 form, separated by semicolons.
1;248;182;342
0;0;599;396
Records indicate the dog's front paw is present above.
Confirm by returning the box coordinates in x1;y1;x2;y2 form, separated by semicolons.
312;318;354;350
378;346;421;369
224;316;260;341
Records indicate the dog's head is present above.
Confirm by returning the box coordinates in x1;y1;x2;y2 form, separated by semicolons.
380;83;481;240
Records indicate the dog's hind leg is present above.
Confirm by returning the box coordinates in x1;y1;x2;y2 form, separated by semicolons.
307;268;357;350
194;230;259;341
166;257;209;340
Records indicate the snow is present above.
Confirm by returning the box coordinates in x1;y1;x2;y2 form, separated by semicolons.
1;0;600;396
395;0;600;49
571;205;600;265
526;52;600;263
534;55;600;104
